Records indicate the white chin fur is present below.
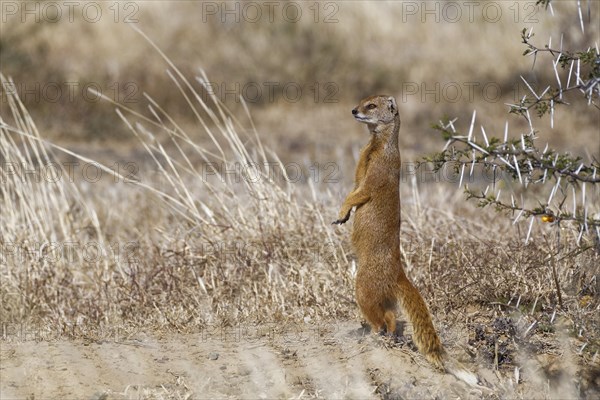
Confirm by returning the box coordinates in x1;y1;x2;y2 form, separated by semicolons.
354;115;375;124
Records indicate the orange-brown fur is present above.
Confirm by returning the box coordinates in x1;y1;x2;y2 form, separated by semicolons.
333;95;445;369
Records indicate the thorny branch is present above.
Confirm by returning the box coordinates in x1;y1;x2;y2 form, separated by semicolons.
425;122;599;230
424;2;600;252
510;28;600;121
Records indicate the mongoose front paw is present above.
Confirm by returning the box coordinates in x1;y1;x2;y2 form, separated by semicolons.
332;215;350;225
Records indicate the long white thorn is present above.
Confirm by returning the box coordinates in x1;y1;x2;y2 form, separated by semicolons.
559;33;563;52
481;126;490;147
499;156;514;169
577;0;585;33
542;168;548;183
448;117;458;133
513;209;525;225
467;110;476;142
459;164;466;188
521;76;540;100
525;109;534;134
548;177;561;205
514;155;523;184
525;217;535;244
442;139;452;151
553;57;563;96
577;225;584;246
469;141;490;155
567;58;575;89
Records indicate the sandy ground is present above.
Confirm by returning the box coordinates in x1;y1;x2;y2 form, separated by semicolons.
0;321;592;399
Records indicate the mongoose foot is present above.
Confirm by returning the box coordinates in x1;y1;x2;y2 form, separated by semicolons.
332;216;350;225
390;333;409;346
377;329;408;346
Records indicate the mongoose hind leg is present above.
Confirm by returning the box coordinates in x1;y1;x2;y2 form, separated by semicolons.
360;304;386;334
384;310;397;336
356;284;399;335
356;289;386;333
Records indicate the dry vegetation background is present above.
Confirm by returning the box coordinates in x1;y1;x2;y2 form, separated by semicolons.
1;1;599;398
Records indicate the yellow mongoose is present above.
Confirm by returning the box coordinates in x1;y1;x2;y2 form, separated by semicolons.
334;95;478;386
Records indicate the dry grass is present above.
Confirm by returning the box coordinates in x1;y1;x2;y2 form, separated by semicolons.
1;1;599;398
2;59;599;393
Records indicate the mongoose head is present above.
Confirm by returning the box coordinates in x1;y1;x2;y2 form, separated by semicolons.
352;95;398;127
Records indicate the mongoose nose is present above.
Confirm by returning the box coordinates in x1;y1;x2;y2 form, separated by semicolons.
352;108;358;115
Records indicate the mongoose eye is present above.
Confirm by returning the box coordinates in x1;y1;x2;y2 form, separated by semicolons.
367;104;377;109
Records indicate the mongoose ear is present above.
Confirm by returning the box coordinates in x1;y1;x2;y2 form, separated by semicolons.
387;96;398;114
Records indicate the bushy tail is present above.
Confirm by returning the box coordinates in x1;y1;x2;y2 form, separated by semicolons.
443;357;480;387
396;276;479;387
